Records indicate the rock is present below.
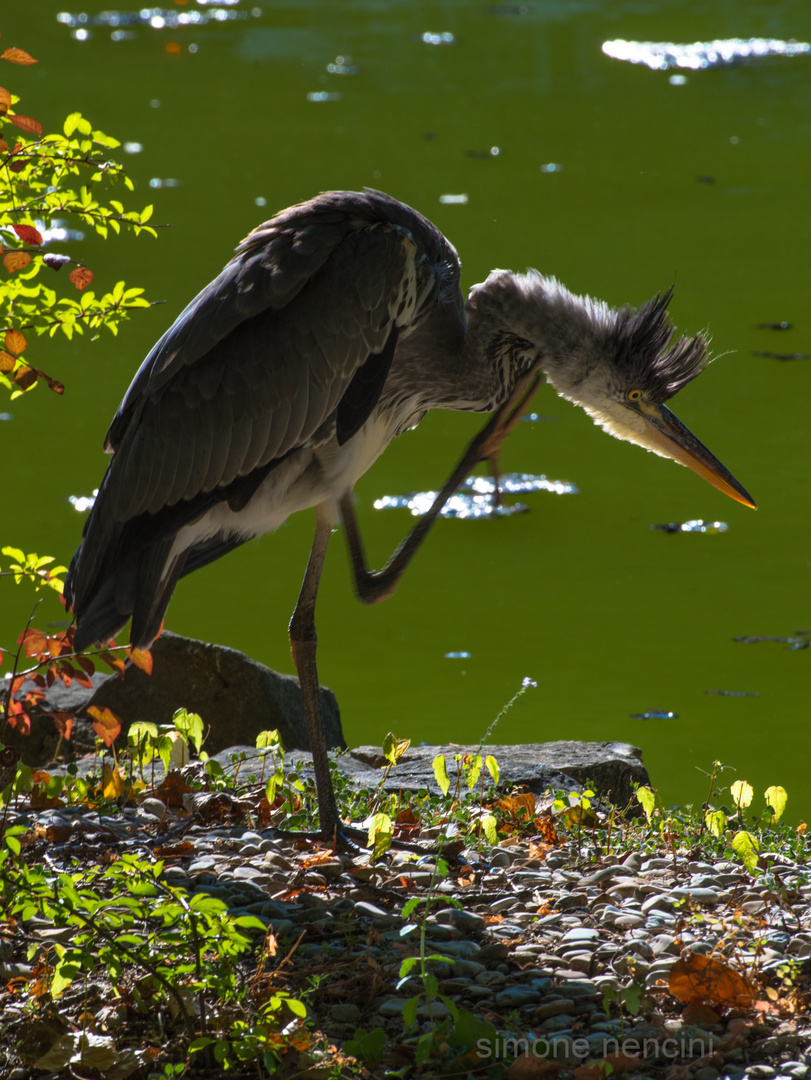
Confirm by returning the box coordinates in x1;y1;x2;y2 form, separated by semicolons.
82;631;345;754
341;741;649;805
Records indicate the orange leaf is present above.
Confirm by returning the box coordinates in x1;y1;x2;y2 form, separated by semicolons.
87;705;122;747
1;48;38;65
12;364;36;390
4;250;31;274
5;328;26;356
8;113;42;136
19;629;47;658
99;650;126;677
0;87;10;108
128;645;153;674
12;223;43;246
69;266;94;291
152;771;192;807
669;952;756;1010
50;711;74;740
0;350;14;372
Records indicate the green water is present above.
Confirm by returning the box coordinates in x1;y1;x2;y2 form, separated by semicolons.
4;1;811;819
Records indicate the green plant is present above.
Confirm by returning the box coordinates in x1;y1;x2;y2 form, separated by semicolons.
0;827;307;1074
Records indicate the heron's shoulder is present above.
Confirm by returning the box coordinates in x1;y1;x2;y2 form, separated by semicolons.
237;189;459;276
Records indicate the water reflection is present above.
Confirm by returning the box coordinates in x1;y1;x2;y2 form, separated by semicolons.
374;472;578;520
630;709;678;720
602;38;810;71
705;689;760;697
68;491;98;513
57;6;258;30
735;632;811;650
650;520;728;534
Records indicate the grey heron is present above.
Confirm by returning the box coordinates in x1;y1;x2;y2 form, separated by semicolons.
64;189;755;841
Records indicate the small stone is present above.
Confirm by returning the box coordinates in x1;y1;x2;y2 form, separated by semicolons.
535;997;576;1020
434;908;487;933
331;1003;361;1024
747;1068;776;1079
694;1068;719;1080
475;943;511;965
188;856;217;873
378;997;410;1017
140;796;168;819
354;901;401;927
560;927;600;944
613;914;645;929
494;985;541;1008
541;1014;574;1032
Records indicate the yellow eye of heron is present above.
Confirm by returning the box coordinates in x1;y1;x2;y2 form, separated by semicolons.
626;389;643;402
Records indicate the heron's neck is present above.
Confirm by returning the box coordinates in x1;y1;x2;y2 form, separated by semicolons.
464;270;617;408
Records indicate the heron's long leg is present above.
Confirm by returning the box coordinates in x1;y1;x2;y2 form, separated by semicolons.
341;364;543;605
289;507;340;838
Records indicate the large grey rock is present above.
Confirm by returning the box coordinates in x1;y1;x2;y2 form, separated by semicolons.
82;631;345;755
210;739;648;806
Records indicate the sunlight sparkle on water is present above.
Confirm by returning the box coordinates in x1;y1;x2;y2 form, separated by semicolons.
602;38;811;71
68;490;98;512
373;472;578;519
650;519;728;534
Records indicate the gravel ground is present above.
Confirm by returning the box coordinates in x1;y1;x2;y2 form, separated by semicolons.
1;784;809;1079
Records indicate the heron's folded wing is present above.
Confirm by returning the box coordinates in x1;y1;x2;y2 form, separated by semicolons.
103;218;425;522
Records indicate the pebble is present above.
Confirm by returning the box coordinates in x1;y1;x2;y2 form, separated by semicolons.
13;783;811;1079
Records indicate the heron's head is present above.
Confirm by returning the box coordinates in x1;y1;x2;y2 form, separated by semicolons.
471;271;755;509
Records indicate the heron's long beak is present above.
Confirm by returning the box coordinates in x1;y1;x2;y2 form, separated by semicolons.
641;403;757;509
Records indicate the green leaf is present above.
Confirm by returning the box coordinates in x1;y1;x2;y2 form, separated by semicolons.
481;813;498;846
401;897;420;920
432;754;450;797
284;996;307;1017
764;785;787;822
731;829;760;872
730;780;754;811
484;754;499;786
705;809;727;838
636;786;656;823
402;996;418;1028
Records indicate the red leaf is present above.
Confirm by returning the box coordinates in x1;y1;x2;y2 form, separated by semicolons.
1;48;38;66
45;376;65;395
4;250;31;274
8;159;27;174
0;87;11;109
76;655;96;677
8;113;43;136
12;364;36;390
12;224;43;246
87;705;122;746
69;266;94;291
128;646;153;675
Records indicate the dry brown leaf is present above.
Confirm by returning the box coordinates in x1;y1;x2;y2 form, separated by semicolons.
507;1054;563;1079
669;951;756;1009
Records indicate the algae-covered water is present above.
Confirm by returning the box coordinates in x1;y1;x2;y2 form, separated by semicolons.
3;1;811;818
